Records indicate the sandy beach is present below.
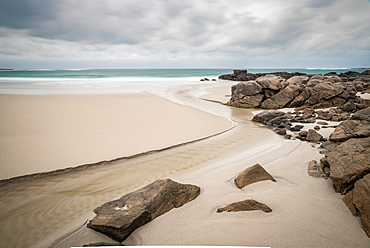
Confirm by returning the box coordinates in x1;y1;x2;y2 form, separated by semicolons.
0;85;369;248
0;92;233;180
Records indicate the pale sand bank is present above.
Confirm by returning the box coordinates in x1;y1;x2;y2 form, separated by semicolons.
0;93;233;180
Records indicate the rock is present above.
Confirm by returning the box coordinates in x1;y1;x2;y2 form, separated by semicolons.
226;82;264;108
306;129;324;143
231;81;263;96
256;75;285;90
87;179;200;242
275;128;287;135
290;125;304;131
217;199;272;213
309;82;344;101
329;120;370;142
342;174;370;238
308;160;328;179
227;94;264;108
251;110;286;125
325;137;370;194
314;125;320;130
317;121;329;125
352;107;370;122
284;134;292;139
234;163;276;189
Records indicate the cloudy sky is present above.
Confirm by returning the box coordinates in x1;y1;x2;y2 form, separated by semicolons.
0;0;369;69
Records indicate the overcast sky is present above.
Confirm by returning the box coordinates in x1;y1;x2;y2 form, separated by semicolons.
0;0;369;69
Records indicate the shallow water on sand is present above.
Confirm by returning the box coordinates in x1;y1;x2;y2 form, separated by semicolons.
0;86;271;248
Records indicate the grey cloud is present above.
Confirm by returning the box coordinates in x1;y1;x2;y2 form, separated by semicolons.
0;0;369;68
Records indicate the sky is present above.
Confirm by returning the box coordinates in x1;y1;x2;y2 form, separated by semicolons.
0;0;369;69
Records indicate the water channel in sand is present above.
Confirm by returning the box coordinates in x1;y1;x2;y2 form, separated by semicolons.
0;84;269;247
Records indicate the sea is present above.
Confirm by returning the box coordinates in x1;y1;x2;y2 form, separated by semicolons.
0;68;367;95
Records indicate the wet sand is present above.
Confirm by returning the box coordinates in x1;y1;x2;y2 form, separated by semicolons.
0;86;369;248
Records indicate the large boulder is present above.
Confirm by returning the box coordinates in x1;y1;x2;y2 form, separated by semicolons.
217;199;272;213
87;179;200;242
234;163;276;189
342;174;370;238
323;137;370;194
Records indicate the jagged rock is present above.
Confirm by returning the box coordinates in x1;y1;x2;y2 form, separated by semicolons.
324;137;370;194
251;110;286;125
87;179;200;242
306;129;325;143
217;199;272;213
343;174;370;238
234;163;276;189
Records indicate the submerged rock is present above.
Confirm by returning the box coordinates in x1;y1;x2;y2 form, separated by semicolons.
234;163;276;189
217;199;272;213
87;179;200;242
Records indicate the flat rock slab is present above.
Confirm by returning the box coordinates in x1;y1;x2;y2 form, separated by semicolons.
235;163;276;189
217;199;272;213
87;179;200;242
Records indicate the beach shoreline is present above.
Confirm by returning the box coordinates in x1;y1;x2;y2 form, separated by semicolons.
0;83;369;248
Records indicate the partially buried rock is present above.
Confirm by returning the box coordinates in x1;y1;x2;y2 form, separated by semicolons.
217;199;272;213
234;163;276;189
87;179;200;242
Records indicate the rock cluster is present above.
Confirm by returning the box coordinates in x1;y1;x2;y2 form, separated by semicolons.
87;179;200;242
222;70;370;109
86;164;276;244
233;69;370;237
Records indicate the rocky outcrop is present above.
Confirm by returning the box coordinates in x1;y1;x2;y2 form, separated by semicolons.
217;199;272;213
234;163;276;189
342;174;370;237
87;179;200;242
222;70;370;110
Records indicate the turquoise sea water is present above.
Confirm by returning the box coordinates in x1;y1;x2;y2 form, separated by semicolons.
0;68;367;95
0;68;367;78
